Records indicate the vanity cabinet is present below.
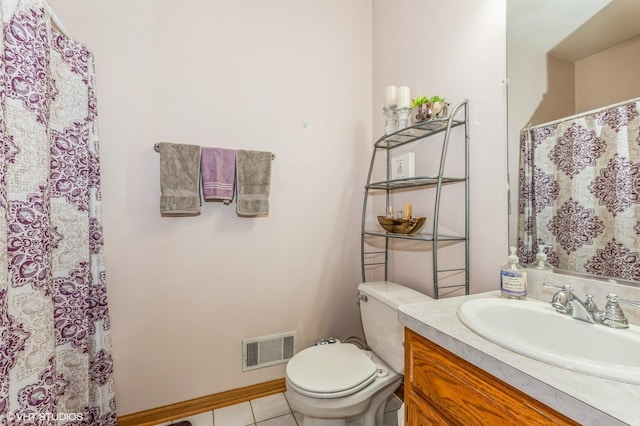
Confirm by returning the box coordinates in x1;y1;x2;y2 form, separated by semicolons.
360;100;469;299
404;328;579;425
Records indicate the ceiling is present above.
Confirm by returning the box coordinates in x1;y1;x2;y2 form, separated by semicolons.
508;0;640;62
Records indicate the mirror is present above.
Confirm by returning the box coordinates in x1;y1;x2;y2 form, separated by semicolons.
507;0;640;284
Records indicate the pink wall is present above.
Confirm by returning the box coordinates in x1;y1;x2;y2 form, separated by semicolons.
49;0;373;415
575;36;640;112
48;0;508;416
371;0;508;297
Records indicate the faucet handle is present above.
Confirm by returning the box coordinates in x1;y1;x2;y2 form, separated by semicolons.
601;294;631;329
543;282;572;292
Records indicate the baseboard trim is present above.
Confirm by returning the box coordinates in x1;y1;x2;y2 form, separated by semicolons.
116;378;286;426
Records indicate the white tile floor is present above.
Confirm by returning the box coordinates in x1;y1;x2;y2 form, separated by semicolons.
155;392;402;426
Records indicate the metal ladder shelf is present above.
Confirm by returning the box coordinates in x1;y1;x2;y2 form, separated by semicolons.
360;99;469;299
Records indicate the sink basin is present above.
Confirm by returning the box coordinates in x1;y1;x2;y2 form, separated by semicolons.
457;297;640;384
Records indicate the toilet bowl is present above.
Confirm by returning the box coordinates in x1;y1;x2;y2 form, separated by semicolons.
285;344;401;426
285;281;430;426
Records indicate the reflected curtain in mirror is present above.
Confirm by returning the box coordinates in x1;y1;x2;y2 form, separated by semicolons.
517;98;640;282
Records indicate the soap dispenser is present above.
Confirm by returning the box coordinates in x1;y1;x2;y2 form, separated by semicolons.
529;245;553;270
500;246;527;299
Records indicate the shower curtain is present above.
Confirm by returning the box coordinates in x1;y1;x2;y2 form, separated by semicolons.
0;0;116;424
518;98;640;282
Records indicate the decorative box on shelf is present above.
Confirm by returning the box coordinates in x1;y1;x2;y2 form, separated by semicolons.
391;152;415;180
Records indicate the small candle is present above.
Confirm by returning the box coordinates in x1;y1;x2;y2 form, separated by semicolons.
387;205;394;218
397;86;411;108
384;85;397;107
403;203;412;220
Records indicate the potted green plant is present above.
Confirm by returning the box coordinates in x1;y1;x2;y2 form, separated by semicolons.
427;96;447;116
411;96;429;109
411;96;431;122
411;95;447;122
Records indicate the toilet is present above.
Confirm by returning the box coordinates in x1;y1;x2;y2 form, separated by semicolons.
285;281;430;426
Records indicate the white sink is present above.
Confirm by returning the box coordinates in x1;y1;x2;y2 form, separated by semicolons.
457;297;640;384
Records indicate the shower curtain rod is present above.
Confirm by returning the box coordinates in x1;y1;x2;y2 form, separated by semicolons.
153;143;275;160
521;95;640;132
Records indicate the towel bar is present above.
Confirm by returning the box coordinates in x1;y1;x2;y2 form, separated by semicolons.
154;143;275;160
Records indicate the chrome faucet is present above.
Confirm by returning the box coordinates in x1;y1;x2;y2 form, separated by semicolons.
547;284;599;324
544;283;640;329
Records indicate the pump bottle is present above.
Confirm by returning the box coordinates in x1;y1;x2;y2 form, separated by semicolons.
500;246;527;299
529;245;553;270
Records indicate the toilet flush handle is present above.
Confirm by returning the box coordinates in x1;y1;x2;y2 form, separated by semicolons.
357;294;368;302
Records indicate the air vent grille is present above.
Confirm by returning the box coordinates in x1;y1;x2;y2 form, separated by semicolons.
242;331;297;371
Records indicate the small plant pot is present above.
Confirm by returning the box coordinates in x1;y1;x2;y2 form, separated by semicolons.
434;102;449;118
413;102;450;123
413;103;434;122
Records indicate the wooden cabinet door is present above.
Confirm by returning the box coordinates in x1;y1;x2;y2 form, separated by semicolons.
404;329;579;426
406;395;451;425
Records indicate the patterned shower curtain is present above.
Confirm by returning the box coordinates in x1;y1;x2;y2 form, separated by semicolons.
517;98;640;282
0;0;116;424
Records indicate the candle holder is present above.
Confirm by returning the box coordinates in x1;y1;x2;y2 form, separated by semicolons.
383;106;398;135
397;107;411;129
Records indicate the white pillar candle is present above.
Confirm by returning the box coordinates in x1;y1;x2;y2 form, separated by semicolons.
397;86;411;108
384;85;397;107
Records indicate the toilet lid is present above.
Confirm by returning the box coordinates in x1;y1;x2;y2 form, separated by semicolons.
286;343;377;397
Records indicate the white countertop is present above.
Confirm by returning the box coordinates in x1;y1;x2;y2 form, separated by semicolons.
399;291;640;426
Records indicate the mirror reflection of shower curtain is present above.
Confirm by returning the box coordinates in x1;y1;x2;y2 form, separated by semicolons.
0;0;116;424
517;98;640;282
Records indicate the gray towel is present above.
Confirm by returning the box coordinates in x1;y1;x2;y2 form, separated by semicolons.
158;142;201;216
236;150;272;216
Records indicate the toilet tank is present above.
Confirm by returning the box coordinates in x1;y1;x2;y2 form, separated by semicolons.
358;281;431;374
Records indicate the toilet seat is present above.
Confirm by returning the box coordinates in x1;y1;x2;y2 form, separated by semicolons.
286;343;377;399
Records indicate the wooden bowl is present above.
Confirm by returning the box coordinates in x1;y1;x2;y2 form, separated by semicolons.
377;216;426;234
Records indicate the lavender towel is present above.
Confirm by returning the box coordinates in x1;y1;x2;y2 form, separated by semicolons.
236;150;272;216
158;142;201;216
201;147;236;203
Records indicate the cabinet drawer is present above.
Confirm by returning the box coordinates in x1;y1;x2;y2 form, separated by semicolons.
405;329;578;426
